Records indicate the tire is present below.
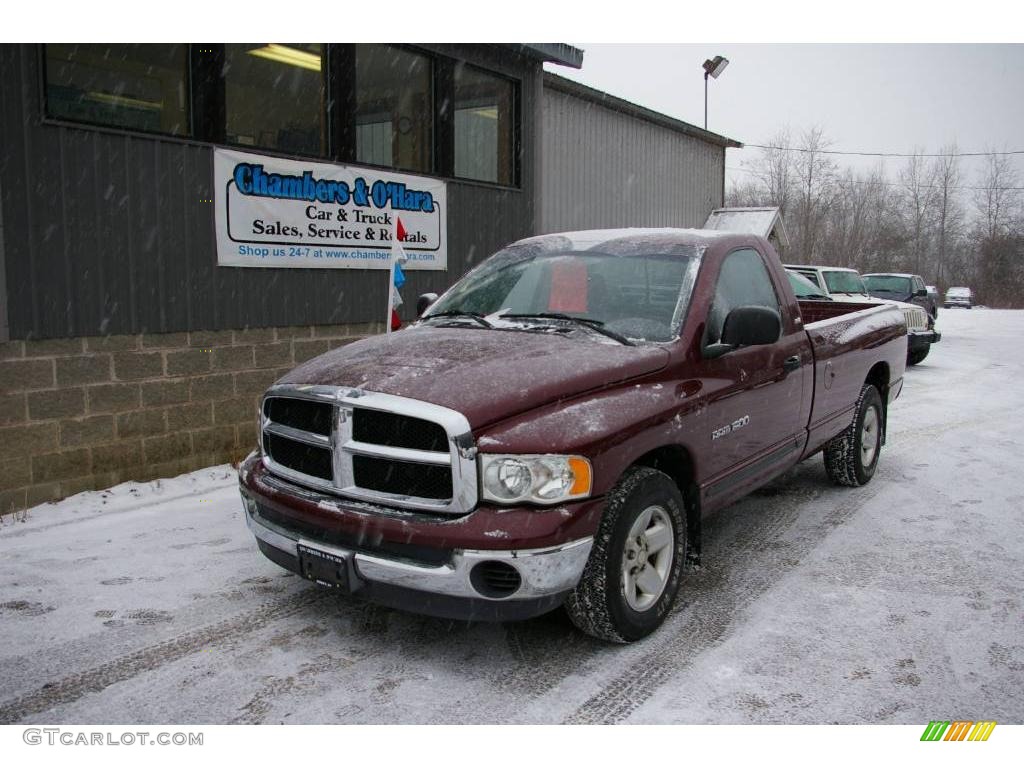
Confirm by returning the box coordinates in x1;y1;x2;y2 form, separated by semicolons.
907;346;930;366
564;466;687;643
823;384;884;487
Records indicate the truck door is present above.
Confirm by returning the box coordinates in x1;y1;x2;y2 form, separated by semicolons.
697;248;807;504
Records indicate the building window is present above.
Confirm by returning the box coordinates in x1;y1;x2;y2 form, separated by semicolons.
44;44;189;135
355;45;432;174
42;44;522;187
454;64;514;185
223;44;326;157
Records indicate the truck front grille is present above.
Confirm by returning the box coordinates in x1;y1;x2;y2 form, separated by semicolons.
352;455;454;499
352;409;448;451
900;305;927;331
259;386;477;515
263;432;334;481
264;397;332;436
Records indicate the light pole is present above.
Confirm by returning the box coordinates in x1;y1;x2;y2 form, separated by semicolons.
702;55;729;130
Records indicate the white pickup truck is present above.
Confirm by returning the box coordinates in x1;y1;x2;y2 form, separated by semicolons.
785;264;940;366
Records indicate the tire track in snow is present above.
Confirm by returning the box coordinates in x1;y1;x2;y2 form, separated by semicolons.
490;466;829;705
562;473;889;724
558;393;994;726
0;587;329;724
491;460;826;706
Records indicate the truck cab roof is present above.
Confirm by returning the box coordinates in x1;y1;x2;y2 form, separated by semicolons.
514;228;757;252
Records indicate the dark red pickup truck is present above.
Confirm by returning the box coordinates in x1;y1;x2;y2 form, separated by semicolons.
239;229;907;642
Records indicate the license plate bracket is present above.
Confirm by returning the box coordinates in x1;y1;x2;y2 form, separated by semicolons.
297;543;351;591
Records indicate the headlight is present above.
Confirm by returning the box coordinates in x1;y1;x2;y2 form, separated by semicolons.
479;454;592;505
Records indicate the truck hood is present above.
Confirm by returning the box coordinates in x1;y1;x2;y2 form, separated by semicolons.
277;326;670;430
866;288;913;302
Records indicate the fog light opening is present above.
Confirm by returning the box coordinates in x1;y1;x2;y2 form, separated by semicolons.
470;561;522;599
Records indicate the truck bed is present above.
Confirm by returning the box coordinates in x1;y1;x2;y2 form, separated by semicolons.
798;299;907;458
798;299;883;326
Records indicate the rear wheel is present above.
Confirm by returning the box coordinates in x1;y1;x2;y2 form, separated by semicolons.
565;466;686;643
824;384;883;487
907;347;930;366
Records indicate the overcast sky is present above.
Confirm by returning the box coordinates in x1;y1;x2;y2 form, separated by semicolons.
546;44;1024;191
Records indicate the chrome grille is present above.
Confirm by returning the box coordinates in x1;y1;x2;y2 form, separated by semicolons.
260;385;478;515
900;305;927;331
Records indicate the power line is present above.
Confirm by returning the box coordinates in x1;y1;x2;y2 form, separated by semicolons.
741;144;1024;159
724;162;1024;190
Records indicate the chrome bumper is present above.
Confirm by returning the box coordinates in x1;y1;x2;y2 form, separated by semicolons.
244;501;593;602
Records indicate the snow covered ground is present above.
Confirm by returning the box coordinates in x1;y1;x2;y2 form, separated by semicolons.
1;309;1022;724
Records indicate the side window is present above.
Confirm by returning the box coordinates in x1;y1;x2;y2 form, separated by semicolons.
706;249;781;345
794;269;822;289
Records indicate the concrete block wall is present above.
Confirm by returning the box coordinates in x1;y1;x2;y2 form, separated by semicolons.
0;323;380;515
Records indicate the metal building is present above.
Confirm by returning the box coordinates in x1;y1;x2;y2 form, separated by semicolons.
0;44;738;515
0;43;581;513
540;73;741;234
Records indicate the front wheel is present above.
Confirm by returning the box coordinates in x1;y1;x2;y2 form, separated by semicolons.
823;383;883;487
907;346;930;366
565;467;687;643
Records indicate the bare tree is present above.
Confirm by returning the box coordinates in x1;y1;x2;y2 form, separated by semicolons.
974;150;1021;240
898;149;935;277
742;127;795;213
725;179;772;207
931;142;963;287
826;166;885;269
790;126;838;262
730;124;1023;306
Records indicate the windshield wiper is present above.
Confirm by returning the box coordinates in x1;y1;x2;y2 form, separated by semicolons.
422;310;493;328
500;313;635;346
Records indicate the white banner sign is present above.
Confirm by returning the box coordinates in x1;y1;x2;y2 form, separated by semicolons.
214;148;447;270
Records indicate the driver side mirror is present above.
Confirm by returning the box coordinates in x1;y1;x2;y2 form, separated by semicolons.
914;288;927;297
704;305;782;359
417;293;439;317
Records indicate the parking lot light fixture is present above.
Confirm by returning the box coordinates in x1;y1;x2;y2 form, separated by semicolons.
702;55;729;129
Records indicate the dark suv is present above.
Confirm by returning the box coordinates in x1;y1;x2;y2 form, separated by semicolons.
863;273;938;321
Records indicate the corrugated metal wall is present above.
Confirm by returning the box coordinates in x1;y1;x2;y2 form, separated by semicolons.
0;44;538;341
540;86;725;234
0;168;7;342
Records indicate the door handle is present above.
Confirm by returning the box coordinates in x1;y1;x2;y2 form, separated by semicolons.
783;355;801;373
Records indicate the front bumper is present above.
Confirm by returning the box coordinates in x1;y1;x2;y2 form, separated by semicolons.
239;456;597;621
908;328;941;352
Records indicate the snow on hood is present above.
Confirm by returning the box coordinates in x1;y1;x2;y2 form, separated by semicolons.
277;326;670;430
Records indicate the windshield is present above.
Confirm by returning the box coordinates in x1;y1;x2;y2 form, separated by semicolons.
947;287;971;297
864;275;911;293
424;246;701;343
823;270;867;294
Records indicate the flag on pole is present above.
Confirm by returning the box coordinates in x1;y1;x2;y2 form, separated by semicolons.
386;217;408;335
